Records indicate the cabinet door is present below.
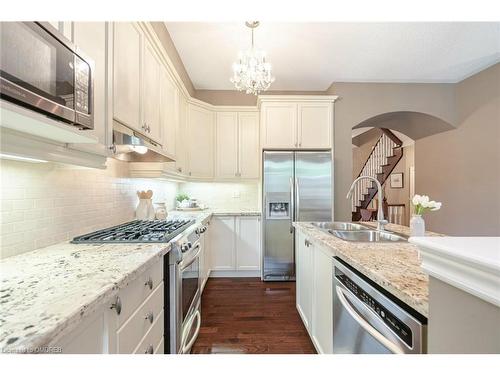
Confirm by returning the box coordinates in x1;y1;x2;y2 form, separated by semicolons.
160;66;177;158
142;39;161;143
296;231;313;333
187;104;214;178
238;112;260;179
297;102;332;149
311;245;334;354
209;216;235;270
72;22;108;155
215;112;239;179
261;103;297;149
235;216;261;271
174;94;188;174
113;22;142;132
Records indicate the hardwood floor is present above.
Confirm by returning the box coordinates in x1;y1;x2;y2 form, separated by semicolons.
191;278;316;354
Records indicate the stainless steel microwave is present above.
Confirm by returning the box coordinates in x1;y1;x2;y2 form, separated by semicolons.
0;22;93;129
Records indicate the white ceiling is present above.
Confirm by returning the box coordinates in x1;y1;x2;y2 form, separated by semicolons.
165;22;500;91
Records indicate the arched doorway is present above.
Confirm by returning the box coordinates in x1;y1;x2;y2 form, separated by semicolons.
351;111;455;224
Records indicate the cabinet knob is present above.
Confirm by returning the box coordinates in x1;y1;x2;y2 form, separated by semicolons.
145;277;153;290
145;312;154;324
304;239;310;247
145;345;154;354
110;296;122;315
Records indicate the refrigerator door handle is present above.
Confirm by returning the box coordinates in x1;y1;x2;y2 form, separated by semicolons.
295;177;300;221
289;177;294;233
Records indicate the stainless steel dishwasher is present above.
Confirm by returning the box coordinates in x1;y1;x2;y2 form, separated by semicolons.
333;258;427;354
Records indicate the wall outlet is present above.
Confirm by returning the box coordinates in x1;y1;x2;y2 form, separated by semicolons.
232;190;240;198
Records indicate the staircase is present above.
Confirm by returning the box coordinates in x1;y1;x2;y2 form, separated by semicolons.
352;129;403;221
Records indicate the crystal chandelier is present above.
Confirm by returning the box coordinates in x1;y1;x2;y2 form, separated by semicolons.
230;21;275;95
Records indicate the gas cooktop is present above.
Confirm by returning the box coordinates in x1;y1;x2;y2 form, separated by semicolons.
71;219;195;244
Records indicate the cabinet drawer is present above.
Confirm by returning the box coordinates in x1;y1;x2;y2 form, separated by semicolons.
133;309;164;354
117;260;163;326
117;282;164;354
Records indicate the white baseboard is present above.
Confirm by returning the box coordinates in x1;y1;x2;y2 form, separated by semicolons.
209;269;261;278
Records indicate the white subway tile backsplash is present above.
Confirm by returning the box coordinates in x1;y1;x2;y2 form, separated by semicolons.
0;158;178;259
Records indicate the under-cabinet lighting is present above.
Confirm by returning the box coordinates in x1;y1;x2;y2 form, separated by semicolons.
0;153;49;163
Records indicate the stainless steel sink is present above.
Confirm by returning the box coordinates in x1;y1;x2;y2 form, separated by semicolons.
329;230;408;243
312;222;371;231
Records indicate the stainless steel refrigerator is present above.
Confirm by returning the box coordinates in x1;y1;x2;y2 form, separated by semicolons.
262;151;332;281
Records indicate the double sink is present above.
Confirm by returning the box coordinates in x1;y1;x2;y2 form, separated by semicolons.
312;222;408;243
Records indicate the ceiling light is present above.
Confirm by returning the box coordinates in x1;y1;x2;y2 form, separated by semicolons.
230;21;275;95
0;153;49;163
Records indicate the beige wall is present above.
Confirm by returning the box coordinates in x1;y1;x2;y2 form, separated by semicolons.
326;81;456;222
415;63;500;235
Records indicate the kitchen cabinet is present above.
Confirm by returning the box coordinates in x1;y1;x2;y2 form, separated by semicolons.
311;244;334;354
296;231;313;334
297;102;332;149
260;102;297;149
210;216;261;274
200;219;211;292
259;97;335;150
215;112;239;178
187;104;214;178
71;22;109;156
215;111;260;179
142;38;162;143
295;230;334;354
210;216;235;270
160;65;178;159
113;22;142;133
235;216;261;271
175;94;189;174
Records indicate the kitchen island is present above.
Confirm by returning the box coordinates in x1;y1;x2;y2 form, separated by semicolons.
293;221;442;354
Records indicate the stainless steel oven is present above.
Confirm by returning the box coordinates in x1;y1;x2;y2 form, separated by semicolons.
0;22;93;129
168;223;207;354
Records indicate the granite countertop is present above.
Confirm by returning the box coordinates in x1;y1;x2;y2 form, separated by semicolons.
169;209;261;218
293;221;443;317
0;241;171;353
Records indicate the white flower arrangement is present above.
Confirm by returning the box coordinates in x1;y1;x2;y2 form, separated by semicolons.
412;194;442;215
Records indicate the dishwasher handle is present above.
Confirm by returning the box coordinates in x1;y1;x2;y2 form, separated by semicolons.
335;285;405;354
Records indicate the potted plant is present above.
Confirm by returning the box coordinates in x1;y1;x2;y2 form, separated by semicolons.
410;194;442;236
176;193;190;208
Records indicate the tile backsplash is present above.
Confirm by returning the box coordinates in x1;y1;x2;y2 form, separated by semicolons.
179;181;260;211
0;158;178;259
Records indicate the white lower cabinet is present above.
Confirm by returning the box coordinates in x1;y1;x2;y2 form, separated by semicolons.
209;216;261;275
55;257;165;354
200;219;211;292
295;231;334;354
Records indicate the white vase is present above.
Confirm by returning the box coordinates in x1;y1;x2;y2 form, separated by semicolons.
136;199;155;220
410;214;425;236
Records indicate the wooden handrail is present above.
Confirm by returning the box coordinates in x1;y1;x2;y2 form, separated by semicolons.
381;128;403;146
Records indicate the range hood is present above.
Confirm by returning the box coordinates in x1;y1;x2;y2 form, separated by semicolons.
112;122;174;162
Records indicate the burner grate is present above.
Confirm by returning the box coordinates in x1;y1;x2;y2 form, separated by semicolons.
71;219;195;244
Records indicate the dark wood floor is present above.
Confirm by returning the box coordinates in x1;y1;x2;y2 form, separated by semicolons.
191;278;316;354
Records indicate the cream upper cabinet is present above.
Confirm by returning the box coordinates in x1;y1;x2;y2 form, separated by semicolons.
215;112;239;179
113;22;142;132
187;104;214;178
238;112;260;179
297;102;332;149
260;102;297;149
259;97;336;150
215;111;259;180
142;39;162;143
235;217;261;271
175;94;188;174
71;22;109;155
160;66;178;159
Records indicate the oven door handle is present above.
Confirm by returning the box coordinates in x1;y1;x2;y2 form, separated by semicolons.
181;309;201;354
335;285;405;354
179;244;201;271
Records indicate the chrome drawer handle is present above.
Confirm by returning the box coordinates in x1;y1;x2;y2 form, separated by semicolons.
145;277;153;290
145;312;154;324
110;296;122;315
145;345;154;354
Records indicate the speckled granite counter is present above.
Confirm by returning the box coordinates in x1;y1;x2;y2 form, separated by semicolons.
293;222;443;317
169;209;260;219
0;241;171;352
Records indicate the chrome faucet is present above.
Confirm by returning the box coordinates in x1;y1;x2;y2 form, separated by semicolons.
347;176;388;231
